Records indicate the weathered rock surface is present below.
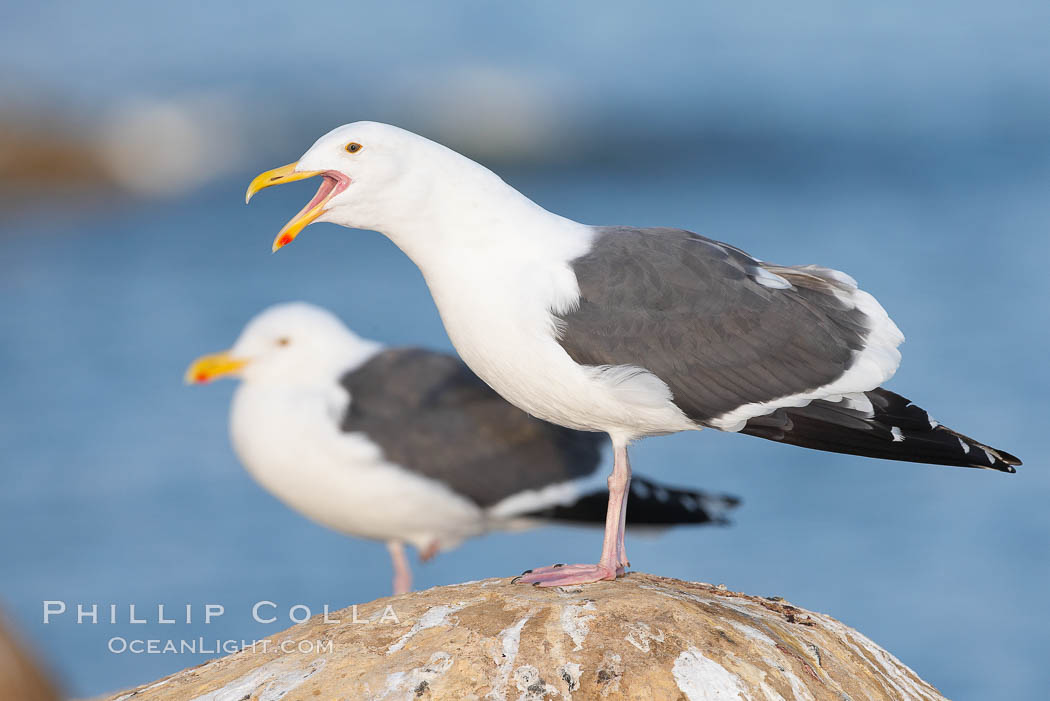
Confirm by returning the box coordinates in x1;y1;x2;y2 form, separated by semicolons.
104;573;945;700
0;613;62;701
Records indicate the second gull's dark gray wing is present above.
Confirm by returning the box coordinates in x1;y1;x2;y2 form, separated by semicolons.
338;348;603;508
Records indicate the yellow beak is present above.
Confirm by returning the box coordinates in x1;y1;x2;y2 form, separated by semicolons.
245;161;330;252
185;351;249;384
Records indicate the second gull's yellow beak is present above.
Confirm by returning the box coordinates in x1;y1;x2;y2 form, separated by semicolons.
185;351;249;384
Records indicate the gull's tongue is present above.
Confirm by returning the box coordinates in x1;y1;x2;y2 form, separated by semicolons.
301;176;337;213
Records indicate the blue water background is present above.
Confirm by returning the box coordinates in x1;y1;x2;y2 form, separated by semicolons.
1;2;1048;698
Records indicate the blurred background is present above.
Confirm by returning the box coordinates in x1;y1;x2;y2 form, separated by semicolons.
2;1;1047;698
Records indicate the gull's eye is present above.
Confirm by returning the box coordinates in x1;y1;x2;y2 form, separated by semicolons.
276;337;291;347
345;142;363;154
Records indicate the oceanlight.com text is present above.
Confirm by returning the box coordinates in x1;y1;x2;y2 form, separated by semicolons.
107;637;336;655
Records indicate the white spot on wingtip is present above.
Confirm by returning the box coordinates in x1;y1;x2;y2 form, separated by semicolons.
957;437;971;454
701;495;736;522
890;426;904;442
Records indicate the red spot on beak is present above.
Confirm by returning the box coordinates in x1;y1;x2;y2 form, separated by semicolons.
195;373;209;383
276;233;294;248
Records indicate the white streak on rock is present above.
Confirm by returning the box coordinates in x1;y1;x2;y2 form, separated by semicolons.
387;603;468;654
673;647;746;700
113;675;173;700
815;614;940;701
380;652;453;700
724;619;778;648
190;657;325;701
513;664;556;699
560;601;596;651
259;658;326;701
487;616;530;701
623;621;665;653
597;651;624;697
557;662;582;693
724;619;817;701
757;680;787;701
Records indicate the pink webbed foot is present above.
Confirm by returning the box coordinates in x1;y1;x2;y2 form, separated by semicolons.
512;562;624;587
513;440;635;588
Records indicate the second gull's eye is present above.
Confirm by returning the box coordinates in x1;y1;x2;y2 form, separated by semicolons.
345;142;362;154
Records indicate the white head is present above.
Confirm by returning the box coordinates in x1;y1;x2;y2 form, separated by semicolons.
245;121;513;252
186;302;381;387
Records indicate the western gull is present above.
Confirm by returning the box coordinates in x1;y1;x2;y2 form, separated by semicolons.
245;122;1021;586
186;302;739;594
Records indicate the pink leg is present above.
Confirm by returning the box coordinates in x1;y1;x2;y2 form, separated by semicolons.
515;439;633;587
387;541;413;595
615;453;631;569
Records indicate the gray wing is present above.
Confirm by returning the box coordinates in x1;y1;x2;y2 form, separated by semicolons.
558;227;873;425
339;348;604;508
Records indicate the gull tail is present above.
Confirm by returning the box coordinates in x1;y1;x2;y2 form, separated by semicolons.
741;387;1021;473
524;476;740;526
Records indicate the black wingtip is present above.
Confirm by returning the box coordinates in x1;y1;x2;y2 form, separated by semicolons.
740;387;1022;474
994;453;1020;473
966;441;1021;473
523;477;740;526
1001;450;1022;468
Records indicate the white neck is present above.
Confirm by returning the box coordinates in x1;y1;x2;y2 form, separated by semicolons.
337;335;385;376
366;151;591;275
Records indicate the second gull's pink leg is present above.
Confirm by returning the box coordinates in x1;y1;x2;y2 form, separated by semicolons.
387;541;413;595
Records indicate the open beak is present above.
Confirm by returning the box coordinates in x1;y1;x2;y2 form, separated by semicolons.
185;351;249;384
245;162;350;252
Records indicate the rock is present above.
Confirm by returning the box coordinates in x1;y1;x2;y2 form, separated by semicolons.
0;613;62;701
103;573;945;700
0;117;117;195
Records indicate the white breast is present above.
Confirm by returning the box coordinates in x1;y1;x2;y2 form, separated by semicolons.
417;227;696;443
229;383;485;551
